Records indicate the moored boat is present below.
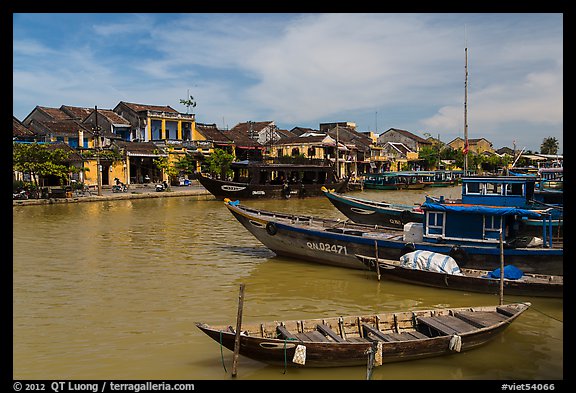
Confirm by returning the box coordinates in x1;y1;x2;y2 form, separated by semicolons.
321;186;423;229
223;199;563;275
356;251;563;298
196;302;530;368
196;160;348;200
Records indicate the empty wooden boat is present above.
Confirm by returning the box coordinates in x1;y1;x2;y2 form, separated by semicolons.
196;302;530;368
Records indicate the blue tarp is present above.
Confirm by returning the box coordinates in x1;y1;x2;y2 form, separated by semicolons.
488;265;524;280
421;200;544;218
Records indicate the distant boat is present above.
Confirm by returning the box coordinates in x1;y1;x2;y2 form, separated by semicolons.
196;160;348;200
356;251;563;298
223;198;562;275
321;186;423;229
196;302;530;368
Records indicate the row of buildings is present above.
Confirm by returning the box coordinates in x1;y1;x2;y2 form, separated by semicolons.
13;100;511;188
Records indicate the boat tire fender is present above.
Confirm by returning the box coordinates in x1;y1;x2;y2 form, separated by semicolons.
266;222;278;236
449;245;468;266
400;242;416;256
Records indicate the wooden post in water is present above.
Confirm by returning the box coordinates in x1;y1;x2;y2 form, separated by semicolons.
231;283;245;377
499;230;504;305
374;240;381;281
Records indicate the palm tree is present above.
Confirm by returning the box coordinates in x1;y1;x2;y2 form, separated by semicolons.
540;137;559;154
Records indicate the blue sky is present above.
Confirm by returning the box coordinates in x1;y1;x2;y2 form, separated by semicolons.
13;13;563;153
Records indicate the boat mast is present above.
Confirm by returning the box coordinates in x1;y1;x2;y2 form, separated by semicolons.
464;43;469;174
335;124;340;178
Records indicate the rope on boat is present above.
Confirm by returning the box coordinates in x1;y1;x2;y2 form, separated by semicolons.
219;330;227;373
282;337;298;374
517;301;563;324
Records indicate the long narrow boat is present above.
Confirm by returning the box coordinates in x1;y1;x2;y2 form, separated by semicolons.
196;302;530;368
322;186;423;229
355;253;563;298
223;199;562;275
196;160;348;200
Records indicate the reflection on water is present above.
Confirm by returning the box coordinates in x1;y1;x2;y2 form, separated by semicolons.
13;187;563;380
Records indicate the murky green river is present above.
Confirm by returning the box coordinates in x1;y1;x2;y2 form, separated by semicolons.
13;186;563;381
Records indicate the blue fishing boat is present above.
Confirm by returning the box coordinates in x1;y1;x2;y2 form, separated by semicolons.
224;197;562;275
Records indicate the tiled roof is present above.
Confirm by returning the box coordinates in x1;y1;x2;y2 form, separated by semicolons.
98;109;131;125
119;101;179;114
230;121;274;134
35;106;74;121
28;119;92;136
13;116;35;137
196;123;233;144
60;105;94;120
115;141;166;156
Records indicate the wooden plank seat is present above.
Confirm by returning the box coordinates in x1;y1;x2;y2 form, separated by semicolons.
361;323;400;342
417;315;478;336
316;324;345;342
295;331;331;342
454;311;508;328
496;306;519;317
276;325;299;340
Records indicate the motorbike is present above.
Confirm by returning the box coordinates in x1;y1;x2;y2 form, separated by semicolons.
112;184;128;193
13;190;29;200
112;178;128;193
155;181;169;192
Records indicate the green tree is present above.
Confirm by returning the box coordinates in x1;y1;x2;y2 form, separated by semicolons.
204;148;235;179
180;91;197;114
540;137;559;155
174;153;198;177
13;143;73;195
417;145;440;170
153;150;179;185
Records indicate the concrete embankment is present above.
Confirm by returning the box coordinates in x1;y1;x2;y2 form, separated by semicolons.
12;185;215;206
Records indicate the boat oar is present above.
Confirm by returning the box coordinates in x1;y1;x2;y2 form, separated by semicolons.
232;283;245;377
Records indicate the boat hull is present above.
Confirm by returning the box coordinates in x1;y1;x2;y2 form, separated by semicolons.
323;189;423;228
198;174;348;200
196;303;529;368
357;257;562;298
226;202;563;275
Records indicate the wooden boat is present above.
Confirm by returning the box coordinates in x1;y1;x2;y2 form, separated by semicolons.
196;302;530;368
196;160;348;200
223;199;562;275
355;252;563;298
362;172;402;190
321;186;423;229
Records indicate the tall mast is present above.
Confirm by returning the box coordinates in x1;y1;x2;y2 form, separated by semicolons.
464;45;469;174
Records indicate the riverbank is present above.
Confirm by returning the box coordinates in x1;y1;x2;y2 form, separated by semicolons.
12;182;215;206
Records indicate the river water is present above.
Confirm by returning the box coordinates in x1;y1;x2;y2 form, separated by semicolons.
12;186;563;381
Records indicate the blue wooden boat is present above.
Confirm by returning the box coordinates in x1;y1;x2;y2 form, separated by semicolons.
323;175;562;236
224;197;562;275
321;186;423;229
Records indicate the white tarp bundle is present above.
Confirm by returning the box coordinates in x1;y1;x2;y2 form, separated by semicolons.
400;250;464;275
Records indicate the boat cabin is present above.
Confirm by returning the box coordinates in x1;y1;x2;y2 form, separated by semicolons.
229;161;336;185
460;176;538;207
420;196;555;248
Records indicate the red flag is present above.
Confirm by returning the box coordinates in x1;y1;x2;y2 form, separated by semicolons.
463;142;469;154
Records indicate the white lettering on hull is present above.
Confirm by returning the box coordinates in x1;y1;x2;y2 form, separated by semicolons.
221;185;246;192
306;242;348;254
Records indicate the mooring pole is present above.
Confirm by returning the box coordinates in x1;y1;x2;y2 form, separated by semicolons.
499;230;504;305
374;240;381;281
231;283;245;377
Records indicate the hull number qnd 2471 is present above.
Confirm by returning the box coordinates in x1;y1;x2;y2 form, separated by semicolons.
306;242;348;254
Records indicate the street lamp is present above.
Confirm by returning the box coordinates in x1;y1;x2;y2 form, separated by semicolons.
93;106;102;196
